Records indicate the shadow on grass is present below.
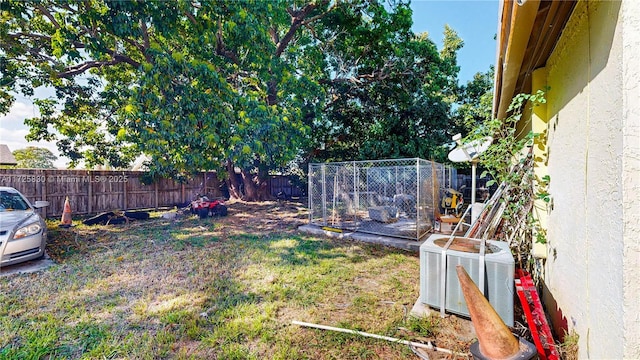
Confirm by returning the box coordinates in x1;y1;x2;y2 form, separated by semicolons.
11;202;422;358
228;233;352;267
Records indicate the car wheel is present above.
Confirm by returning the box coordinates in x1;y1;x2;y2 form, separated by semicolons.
198;207;209;219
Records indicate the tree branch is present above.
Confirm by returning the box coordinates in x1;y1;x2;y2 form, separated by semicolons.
140;20;152;62
141;20;150;50
9;31;87;50
215;18;239;63
183;10;198;26
59;2;78;13
57;54;140;78
57;60;118;78
275;4;316;57
9;29;143;78
275;1;333;57
26;48;62;66
300;8;334;27
34;5;61;28
8;32;51;42
269;27;279;45
121;37;146;57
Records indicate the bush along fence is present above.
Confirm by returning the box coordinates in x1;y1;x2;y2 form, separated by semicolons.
0;169;227;218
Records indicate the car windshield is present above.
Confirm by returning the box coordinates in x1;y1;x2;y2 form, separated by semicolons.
0;191;30;211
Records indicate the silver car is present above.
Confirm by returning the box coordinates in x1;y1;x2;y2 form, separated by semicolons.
0;186;49;267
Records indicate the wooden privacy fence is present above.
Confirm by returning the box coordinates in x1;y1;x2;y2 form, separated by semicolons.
0;169;306;218
0;169;224;218
268;175;305;199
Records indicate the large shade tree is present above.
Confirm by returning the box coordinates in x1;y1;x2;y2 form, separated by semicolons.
1;0;337;200
309;15;464;163
1;0;464;200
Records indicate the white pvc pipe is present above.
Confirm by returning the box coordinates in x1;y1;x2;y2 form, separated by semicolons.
292;320;466;356
471;160;477;205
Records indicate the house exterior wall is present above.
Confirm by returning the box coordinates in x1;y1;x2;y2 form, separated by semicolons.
621;0;640;357
538;0;639;357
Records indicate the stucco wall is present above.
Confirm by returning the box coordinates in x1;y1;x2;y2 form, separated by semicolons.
621;0;640;357
541;0;639;357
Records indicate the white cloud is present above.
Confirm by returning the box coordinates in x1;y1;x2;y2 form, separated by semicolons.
2;101;39;129
0;98;69;169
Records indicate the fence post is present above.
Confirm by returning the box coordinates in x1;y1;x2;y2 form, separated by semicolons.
41;169;47;219
353;161;358;228
308;164;312;223
153;180;158;210
87;171;93;215
203;172;207;195
123;171;128;210
416;159;420;240
321;165;326;226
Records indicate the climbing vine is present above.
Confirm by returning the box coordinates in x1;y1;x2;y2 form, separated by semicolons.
464;89;549;272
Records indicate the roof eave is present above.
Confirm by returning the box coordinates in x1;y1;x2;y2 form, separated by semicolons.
493;0;578;120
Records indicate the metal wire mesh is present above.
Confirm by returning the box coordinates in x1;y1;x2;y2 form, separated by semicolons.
309;158;456;240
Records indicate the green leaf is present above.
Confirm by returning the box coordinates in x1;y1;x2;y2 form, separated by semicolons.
116;128;126;141
171;52;184;62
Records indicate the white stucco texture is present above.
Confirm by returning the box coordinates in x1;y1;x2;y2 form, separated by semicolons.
542;0;638;358
621;0;640;358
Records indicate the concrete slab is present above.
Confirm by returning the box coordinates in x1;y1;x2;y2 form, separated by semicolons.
298;224;426;252
409;297;478;343
410;297;435;318
0;253;55;277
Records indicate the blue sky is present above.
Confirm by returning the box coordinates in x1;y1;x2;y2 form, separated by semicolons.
410;0;499;84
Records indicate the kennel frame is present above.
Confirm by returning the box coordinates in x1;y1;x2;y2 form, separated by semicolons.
308;158;456;241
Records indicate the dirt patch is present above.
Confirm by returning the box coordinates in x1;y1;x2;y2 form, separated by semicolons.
223;199;309;232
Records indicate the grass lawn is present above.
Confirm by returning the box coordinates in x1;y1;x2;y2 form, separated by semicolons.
0;201;473;359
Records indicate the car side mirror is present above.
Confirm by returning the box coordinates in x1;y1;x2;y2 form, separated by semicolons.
34;201;49;209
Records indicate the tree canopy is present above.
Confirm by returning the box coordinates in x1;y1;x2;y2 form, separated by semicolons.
1;0;481;199
310;18;464;163
2;0;331;197
451;66;494;136
12;146;57;168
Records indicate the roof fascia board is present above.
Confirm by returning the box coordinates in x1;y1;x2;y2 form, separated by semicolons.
495;0;541;120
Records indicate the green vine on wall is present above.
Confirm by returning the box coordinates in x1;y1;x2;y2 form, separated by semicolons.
464;89;549;271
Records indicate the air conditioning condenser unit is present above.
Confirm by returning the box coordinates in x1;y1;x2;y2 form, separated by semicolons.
419;234;514;327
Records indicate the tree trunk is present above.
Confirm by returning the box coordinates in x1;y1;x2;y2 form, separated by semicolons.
240;168;259;201
234;167;272;202
226;161;244;200
257;180;270;201
255;166;271;201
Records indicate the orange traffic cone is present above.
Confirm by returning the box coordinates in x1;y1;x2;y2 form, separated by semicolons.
60;196;72;228
456;265;537;359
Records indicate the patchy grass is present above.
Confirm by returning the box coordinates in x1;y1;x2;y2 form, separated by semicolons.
0;201;472;359
559;329;579;360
